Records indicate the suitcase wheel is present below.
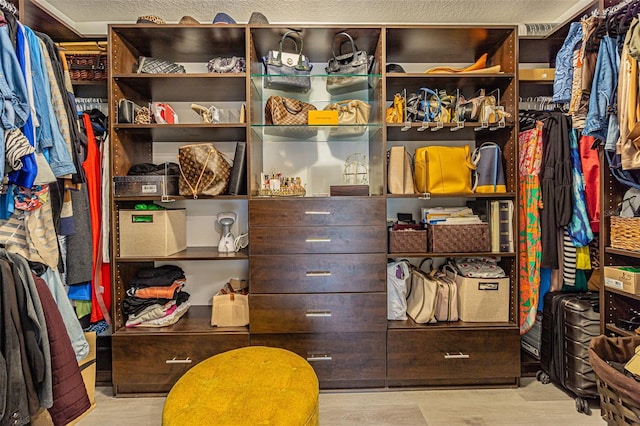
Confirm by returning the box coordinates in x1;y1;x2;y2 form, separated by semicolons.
536;370;550;384
575;397;591;415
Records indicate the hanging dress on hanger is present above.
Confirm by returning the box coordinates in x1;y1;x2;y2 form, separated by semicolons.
518;120;544;334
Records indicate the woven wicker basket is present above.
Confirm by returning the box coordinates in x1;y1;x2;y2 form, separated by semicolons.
67;54;107;81
610;216;640;252
389;229;427;253
589;335;640;425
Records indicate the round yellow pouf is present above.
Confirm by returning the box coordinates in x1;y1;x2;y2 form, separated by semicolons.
162;346;319;426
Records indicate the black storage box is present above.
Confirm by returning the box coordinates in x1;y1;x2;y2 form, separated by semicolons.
113;175;179;197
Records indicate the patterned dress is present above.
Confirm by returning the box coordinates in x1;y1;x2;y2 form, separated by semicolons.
519;121;544;334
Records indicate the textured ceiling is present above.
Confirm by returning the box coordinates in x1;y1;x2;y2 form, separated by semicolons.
34;0;594;37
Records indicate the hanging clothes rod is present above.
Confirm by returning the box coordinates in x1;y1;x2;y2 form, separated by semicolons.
56;41;107;53
0;0;17;16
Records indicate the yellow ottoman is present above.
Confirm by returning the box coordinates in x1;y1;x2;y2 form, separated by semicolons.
162;346;319;426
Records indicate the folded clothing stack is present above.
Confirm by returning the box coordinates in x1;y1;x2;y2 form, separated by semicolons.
122;265;191;328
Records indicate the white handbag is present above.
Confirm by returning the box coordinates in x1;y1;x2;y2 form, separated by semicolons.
406;266;438;324
387;260;411;320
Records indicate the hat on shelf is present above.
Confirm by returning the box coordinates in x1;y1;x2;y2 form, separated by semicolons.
136;15;166;24
386;63;406;73
248;12;269;24
213;12;236;24
179;15;200;25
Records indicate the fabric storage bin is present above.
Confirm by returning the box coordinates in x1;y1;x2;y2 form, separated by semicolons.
447;272;510;322
119;209;186;257
113;175;179;197
389;229;427;253
429;223;490;253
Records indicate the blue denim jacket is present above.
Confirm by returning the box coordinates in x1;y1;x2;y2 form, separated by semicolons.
24;25;76;177
553;22;583;103
583;36;619;141
0;24;30;181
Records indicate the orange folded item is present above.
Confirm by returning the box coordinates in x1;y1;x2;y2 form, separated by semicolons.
132;281;183;299
424;53;501;74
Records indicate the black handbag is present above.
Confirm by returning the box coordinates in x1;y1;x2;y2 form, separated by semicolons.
262;30;312;93
325;32;374;95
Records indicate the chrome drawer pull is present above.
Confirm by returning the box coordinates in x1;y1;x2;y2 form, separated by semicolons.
306;310;332;317
305;238;331;243
305;211;331;215
444;352;469;359
305;271;331;277
306;353;332;362
166;357;192;364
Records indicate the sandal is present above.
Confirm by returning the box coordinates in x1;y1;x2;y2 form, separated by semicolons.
191;103;220;123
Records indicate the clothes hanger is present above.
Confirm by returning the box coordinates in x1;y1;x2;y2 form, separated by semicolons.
0;0;17;16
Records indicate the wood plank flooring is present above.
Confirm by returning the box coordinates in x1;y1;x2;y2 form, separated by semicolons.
77;378;606;425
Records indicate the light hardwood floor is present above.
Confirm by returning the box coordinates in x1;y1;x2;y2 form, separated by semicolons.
77;378;606;425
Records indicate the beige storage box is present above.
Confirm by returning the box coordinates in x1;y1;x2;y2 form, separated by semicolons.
448;273;510;322
604;266;640;296
119;209;186;257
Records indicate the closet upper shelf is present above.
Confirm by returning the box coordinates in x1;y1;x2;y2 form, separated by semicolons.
112;74;246;101
110;25;246;62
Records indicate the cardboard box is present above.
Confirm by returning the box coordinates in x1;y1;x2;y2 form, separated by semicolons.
113;175;178;197
80;332;97;405
119;209;186;257
519;67;555;81
604;266;640;296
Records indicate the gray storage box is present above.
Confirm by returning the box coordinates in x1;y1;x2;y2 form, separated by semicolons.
113;176;178;197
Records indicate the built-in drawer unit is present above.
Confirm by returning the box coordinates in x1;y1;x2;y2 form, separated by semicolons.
250;253;386;293
250;293;387;333
250;332;386;389
112;333;248;395
387;328;520;387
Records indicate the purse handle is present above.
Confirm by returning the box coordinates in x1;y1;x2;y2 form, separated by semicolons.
281;97;305;115
273;30;310;71
178;147;217;199
418;88;442;123
329;32;369;68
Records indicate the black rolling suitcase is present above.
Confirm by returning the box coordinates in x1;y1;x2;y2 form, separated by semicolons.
537;291;600;415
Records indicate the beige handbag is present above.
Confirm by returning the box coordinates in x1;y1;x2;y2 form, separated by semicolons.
324;99;371;137
387;146;415;194
178;143;232;198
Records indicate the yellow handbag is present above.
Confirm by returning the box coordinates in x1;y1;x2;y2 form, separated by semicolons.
414;145;475;194
386;93;404;123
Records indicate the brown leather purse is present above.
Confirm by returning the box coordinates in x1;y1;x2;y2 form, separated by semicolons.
178;143;231;198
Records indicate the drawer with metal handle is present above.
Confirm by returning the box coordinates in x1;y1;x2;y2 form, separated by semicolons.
387;328;520;386
250;253;386;293
249;225;386;254
112;333;248;394
250;198;385;227
251;332;386;389
250;293;386;333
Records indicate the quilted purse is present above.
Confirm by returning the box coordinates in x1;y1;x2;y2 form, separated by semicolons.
326;31;374;95
207;56;246;73
135;56;186;74
414;145;475;194
264;95;317;138
262;30;312;93
178;143;232;198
